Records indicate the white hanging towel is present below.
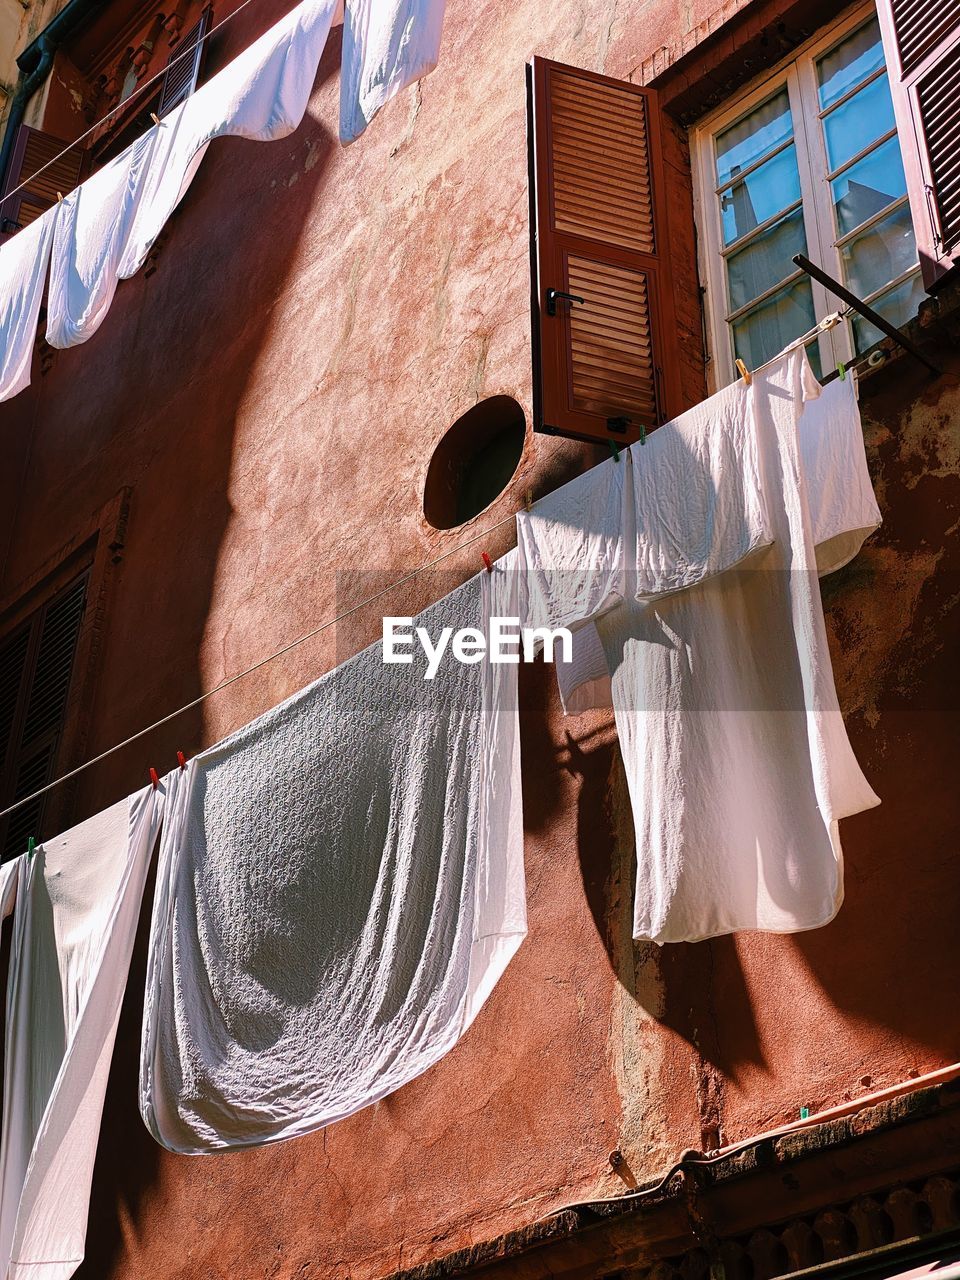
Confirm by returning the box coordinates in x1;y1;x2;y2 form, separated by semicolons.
516;348;880;943
0;787;163;1280
140;567;524;1153
554;375;882;716
340;0;446;143
0;209;57;402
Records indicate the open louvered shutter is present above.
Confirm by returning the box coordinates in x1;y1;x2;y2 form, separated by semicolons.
0;573;88;862
159;6;212;117
528;57;681;446
0;126;87;239
877;2;960;290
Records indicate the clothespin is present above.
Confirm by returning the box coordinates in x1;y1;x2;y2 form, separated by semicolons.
608;440;620;463
56;191;63;203
150;113;161;126
481;551;493;573
149;767;160;790
26;836;35;859
735;357;752;386
177;750;187;770
836;361;846;381
638;423;647;446
799;1105;811;1120
524;489;533;513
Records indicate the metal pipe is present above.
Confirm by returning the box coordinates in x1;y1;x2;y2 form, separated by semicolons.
793;252;941;376
0;0;111;192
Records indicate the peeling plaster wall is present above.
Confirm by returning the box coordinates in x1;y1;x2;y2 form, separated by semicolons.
0;0;957;1276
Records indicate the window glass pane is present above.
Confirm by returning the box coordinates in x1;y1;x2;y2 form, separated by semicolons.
726;208;808;311
817;18;885;109
721;145;801;244
805;340;823;382
839;202;918;298
851;271;925;352
730;277;815;371
831;134;907;235
716;88;792;188
822;72;896;171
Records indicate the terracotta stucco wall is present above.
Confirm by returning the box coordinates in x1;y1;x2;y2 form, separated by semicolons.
0;0;957;1276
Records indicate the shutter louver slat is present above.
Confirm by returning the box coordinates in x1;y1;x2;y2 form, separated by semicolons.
22;578;87;744
3;745;54;862
159;7;212;118
0;629;30;771
0;126;86;236
878;0;960;288
918;49;960;252
890;0;960;75
0;572;88;861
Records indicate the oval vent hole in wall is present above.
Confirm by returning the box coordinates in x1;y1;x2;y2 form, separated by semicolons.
423;396;526;530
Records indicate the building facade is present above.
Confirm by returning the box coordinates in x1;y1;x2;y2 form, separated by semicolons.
0;0;958;1278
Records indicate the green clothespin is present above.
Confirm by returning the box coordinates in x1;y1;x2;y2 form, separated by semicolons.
26;836;35;859
799;1105;810;1120
837;362;846;381
609;440;620;463
639;423;647;446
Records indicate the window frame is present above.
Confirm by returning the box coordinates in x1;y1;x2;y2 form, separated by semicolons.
691;1;919;389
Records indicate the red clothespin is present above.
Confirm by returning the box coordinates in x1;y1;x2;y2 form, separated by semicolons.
481;551;493;573
149;767;160;790
177;750;187;770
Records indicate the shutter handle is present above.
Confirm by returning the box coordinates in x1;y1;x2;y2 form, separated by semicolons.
546;288;585;317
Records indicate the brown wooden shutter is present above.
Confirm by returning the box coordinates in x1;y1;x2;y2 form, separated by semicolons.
877;1;960;290
159;6;212;118
528;57;681;446
0;126;87;240
0;573;88;862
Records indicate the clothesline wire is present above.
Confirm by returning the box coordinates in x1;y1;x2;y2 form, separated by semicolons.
744;307;858;382
1;0;267;210
0;511;518;825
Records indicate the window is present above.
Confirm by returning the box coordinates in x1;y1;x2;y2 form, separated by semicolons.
693;7;925;385
0;573;88;861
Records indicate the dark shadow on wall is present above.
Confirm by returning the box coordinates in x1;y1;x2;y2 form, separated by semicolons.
0;20;346;1278
554;683;768;1090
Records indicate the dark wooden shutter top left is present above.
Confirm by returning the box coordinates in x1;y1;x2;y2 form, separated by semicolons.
159;6;213;118
0;126;87;239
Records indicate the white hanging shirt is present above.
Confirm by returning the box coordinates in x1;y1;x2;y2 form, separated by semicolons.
555;375;882;715
0;788;163;1280
517;348;880;943
0;209;57;402
339;0;446;143
140;565;524;1153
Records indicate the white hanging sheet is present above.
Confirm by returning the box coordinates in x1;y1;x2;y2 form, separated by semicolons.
0;787;163;1280
555;375;882;716
518;348;880;943
141;563;524;1153
340;0;446;143
0;210;57;402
